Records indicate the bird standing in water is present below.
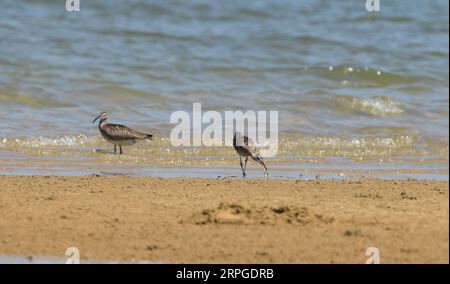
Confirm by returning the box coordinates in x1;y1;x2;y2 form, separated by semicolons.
233;132;268;178
92;112;153;154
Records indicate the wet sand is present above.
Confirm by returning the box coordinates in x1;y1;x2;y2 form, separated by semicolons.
0;175;448;263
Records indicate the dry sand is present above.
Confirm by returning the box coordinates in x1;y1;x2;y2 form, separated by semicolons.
0;175;448;263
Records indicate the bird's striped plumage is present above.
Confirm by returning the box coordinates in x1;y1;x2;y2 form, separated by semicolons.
100;123;153;142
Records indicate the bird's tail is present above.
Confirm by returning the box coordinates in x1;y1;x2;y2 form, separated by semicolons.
145;134;153;140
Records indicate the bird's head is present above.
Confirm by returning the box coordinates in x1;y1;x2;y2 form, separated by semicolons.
93;112;108;124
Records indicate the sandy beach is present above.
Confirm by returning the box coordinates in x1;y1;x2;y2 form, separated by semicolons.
0;175;447;263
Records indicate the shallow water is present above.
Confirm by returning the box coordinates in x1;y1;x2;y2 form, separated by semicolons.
0;1;448;179
0;134;447;179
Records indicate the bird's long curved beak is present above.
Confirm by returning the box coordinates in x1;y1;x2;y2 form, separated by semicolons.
92;115;101;124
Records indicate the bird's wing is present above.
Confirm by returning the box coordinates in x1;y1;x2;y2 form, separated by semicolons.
104;124;150;140
233;134;257;155
244;135;261;154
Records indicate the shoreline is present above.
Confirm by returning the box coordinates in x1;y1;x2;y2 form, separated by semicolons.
1;132;448;181
0;175;448;263
0;162;448;181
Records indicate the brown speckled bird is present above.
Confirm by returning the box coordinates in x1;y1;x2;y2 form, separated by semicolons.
93;112;153;154
233;132;268;178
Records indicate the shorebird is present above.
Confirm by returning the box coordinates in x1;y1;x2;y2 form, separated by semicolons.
233;132;268;178
92;112;153;154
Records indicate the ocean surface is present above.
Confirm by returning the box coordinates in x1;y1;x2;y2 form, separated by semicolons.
0;0;448;179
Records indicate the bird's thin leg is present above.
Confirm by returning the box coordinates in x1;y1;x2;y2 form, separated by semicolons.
239;156;246;177
114;145;116;154
119;146;123;155
244;157;248;174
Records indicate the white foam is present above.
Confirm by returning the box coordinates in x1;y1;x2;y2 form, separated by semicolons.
1;135;97;148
